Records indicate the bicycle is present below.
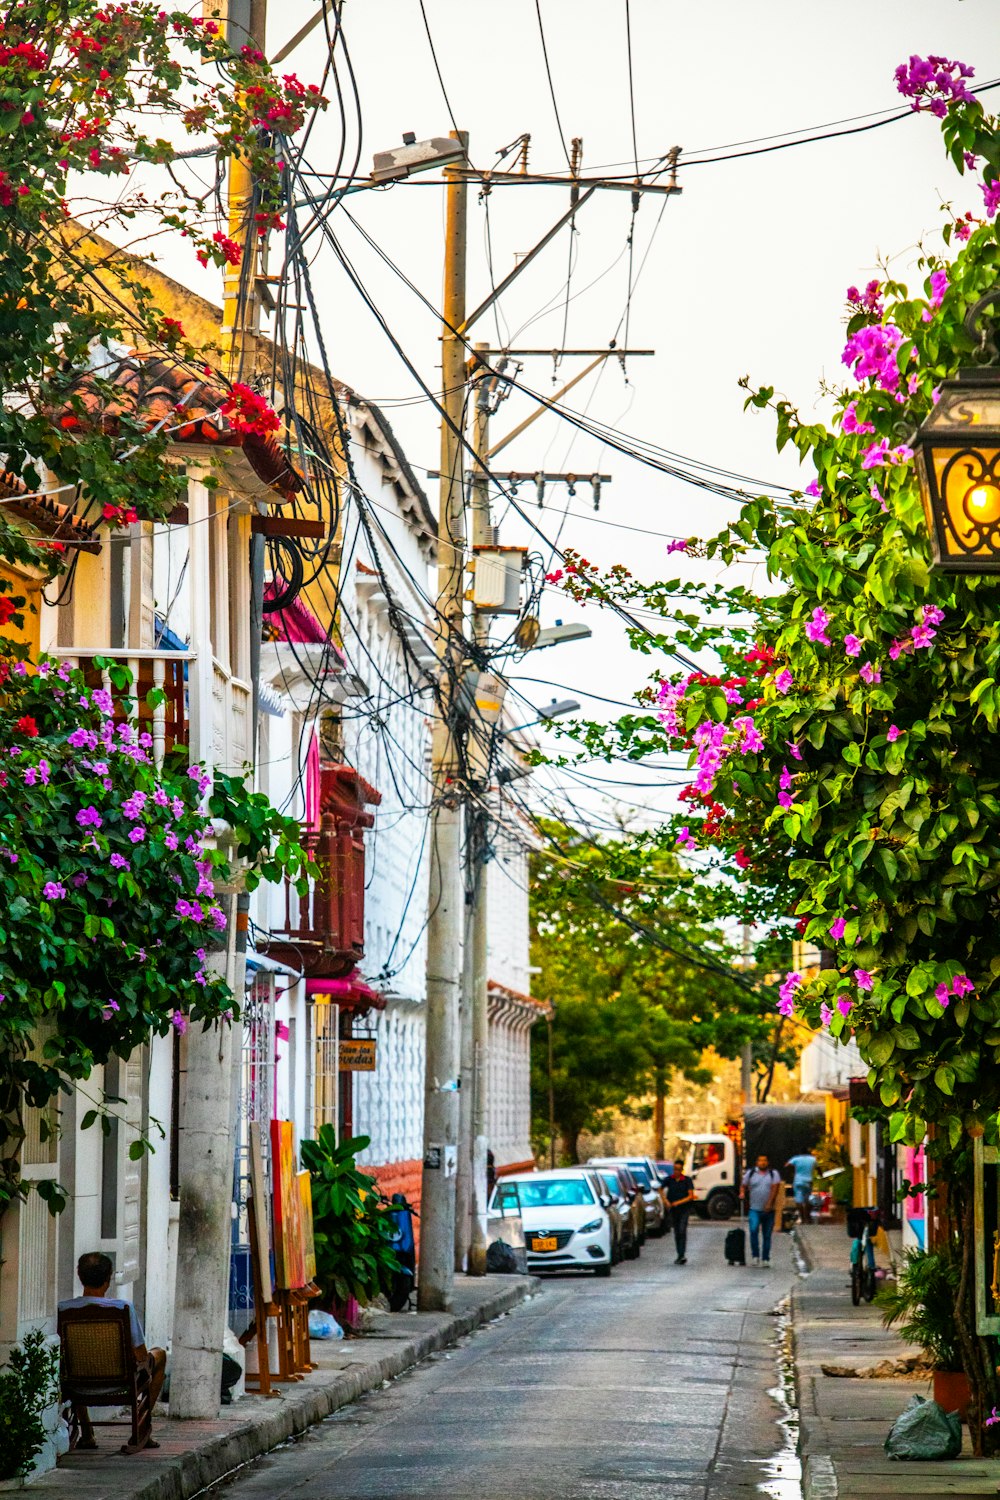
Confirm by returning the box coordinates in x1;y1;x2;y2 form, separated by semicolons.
847;1205;881;1305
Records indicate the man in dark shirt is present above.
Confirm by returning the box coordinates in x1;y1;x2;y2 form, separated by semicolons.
665;1159;696;1264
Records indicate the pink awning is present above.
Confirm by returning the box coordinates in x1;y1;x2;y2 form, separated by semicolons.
306;969;385;1010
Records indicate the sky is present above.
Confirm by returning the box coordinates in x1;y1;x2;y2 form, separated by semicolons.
234;2;1000;828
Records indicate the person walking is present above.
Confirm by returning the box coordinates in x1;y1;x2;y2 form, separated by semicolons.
741;1154;781;1267
665;1158;696;1265
786;1150;818;1224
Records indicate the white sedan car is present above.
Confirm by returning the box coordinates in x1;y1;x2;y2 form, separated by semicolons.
489;1169;614;1276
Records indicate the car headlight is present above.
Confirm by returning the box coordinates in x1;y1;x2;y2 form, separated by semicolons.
579;1219;603;1234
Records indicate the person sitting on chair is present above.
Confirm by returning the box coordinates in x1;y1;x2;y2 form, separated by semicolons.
58;1251;166;1448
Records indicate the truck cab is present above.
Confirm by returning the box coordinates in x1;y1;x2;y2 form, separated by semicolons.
680;1133;739;1220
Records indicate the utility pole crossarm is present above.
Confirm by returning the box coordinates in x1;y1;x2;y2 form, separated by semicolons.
486;353;606;460
460;171;682;196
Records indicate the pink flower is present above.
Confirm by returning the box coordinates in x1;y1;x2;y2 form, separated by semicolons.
805;607;831;646
929;269;949;308
43;881;66;900
723;685;744;705
841;401;875;436
982;180;1000;218
829;917;846;941
952;974;975;997
666;538;691;554
102;1000;120;1021
846;280;884;317
76;806;102;829
934;982;951;1006
862;438;914;470
911;623;936;649
786;741;803;761
677;825;697;851
844;634;862;658
779;971;802;1008
923;605;945;627
805;479;821;498
128;827;145;844
854;969;873;991
774;669;793;695
836;997;854;1019
887;725;902;742
109;852;130;872
842;324;903;393
779;766;794;791
820;1002;834;1028
777;790;794;809
171;1011;188;1034
859;662;881;685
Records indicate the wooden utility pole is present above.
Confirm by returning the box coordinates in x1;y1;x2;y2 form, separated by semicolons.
419;131;469;1312
171;0;265;1420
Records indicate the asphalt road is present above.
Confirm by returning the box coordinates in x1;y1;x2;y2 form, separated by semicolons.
219;1222;802;1500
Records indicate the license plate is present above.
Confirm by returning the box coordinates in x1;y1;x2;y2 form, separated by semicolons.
531;1235;558;1252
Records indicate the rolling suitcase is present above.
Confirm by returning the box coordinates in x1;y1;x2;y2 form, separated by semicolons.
725;1227;746;1266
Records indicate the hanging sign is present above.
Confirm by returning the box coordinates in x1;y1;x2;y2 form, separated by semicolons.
338;1038;377;1072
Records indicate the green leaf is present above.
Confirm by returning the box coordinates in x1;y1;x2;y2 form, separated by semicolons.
934;1064;956;1096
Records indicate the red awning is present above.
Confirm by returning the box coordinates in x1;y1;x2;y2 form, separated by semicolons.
306;969;385;1011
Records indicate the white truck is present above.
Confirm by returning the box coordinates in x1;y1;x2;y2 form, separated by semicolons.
679;1133;740;1220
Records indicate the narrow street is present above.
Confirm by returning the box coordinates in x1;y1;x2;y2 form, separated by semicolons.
216;1224;800;1500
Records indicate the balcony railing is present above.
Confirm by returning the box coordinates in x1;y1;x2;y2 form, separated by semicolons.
260;764;380;979
53;650;252;776
53;648;193;767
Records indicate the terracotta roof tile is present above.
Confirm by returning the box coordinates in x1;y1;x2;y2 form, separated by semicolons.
56;353;304;499
0;471;99;553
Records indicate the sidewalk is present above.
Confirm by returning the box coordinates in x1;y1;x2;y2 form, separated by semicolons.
24;1276;536;1500
793;1224;998;1499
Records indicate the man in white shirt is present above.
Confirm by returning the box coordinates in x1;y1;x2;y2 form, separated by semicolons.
58;1252;166;1448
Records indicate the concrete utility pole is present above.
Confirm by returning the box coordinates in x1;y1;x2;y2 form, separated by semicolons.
459;344;494;1275
419;131;469;1312
170;0;266;1419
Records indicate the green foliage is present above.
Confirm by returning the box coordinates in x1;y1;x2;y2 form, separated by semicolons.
529;820;779;1158
209;773;312;894
0;1328;59;1480
877;1248;961;1370
0;1;323;571
546;84;1000;1152
300;1129;400;1309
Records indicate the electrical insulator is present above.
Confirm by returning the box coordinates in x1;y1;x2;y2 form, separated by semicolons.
535;472;545;509
591;474;602;512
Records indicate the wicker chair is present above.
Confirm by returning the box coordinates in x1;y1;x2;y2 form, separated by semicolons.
58;1304;154;1455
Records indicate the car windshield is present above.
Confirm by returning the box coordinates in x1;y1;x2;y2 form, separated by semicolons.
599;1172;620;1195
515;1179;595;1208
628;1164;652;1188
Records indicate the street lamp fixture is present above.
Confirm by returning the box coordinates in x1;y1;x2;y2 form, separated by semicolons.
914;369;1000;571
371;133;467;184
914;288;1000;573
502;697;580;734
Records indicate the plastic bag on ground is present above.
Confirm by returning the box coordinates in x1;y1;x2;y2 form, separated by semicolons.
884;1395;962;1460
308;1309;345;1341
485;1239;519;1274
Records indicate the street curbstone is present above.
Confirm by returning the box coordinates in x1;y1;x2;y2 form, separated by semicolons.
802;1454;838;1500
30;1276;538;1500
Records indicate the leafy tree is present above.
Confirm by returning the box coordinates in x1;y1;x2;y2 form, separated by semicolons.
545;53;1000;1451
529;820;779;1160
300;1130;400;1310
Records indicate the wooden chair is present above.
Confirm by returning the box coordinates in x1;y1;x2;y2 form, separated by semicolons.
58;1304;155;1455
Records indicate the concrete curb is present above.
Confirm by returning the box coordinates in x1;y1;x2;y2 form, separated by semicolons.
802;1454;838;1500
791;1224;814;1274
39;1278;537;1500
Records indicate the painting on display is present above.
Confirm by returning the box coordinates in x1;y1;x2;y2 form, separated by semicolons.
270;1119;306;1290
297;1170;317;1283
248;1121;273;1303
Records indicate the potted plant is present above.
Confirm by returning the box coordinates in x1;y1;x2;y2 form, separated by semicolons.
0;1329;60;1487
877;1249;968;1418
300;1130;401;1329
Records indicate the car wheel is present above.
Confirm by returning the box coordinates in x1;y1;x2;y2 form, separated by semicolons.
707;1191;737;1221
594;1261;612;1278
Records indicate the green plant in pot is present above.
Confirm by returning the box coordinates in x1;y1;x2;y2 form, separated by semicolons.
877;1249;969;1418
300;1130;401;1319
0;1328;60;1482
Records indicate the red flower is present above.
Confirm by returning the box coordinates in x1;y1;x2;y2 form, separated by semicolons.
0;596;15;626
15;716;38;737
102;502;120;521
734;848;751;870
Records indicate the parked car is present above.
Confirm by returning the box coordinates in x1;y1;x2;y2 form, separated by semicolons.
588;1156;667;1237
558;1166;629;1263
488;1170;615;1276
591;1165;642;1259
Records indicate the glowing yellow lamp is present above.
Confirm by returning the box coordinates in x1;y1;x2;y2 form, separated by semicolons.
914;372;1000;571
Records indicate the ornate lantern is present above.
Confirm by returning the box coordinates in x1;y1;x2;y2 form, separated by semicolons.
913;370;1000;571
